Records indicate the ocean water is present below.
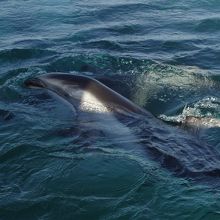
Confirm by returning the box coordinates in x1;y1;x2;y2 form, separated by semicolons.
1;0;220;219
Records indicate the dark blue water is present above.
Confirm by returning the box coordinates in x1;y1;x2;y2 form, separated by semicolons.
1;1;220;219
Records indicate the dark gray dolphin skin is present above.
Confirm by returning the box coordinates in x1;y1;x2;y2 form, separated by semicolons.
24;72;220;178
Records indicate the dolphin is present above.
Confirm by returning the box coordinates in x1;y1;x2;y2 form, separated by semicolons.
24;73;153;116
24;73;155;143
24;72;220;177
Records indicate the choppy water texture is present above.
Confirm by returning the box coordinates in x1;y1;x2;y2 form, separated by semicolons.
1;0;220;219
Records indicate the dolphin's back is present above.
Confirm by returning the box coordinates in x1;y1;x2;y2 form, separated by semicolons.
26;73;152;117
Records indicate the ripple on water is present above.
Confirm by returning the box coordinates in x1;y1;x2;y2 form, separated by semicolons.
195;17;220;32
0;48;56;61
23;154;145;198
1;0;220;219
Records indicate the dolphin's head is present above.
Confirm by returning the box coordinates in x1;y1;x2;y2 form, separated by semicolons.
24;73;96;104
25;73;88;97
24;77;47;89
25;73;91;88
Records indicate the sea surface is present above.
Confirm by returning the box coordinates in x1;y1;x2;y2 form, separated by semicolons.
1;0;220;219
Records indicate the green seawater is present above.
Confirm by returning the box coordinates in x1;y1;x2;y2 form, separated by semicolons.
1;1;220;219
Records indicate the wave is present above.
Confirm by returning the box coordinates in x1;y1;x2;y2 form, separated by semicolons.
195;17;220;32
0;48;56;61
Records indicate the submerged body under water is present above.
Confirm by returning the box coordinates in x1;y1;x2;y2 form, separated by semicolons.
1;0;220;219
24;73;220;178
